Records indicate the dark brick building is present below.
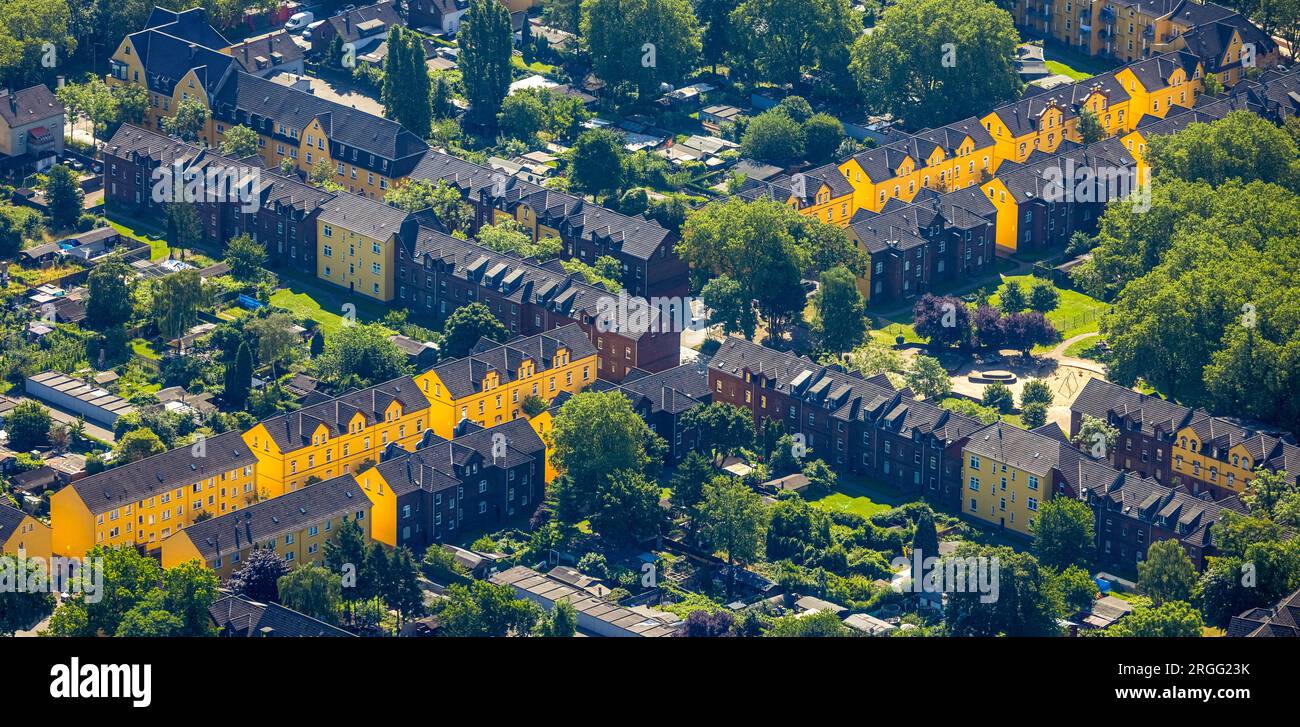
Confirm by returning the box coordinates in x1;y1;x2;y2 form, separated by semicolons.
591;360;711;464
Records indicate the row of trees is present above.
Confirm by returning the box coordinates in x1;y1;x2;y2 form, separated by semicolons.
912;293;1060;354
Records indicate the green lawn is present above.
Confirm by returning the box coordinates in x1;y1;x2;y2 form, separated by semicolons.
107;218;172;261
810;475;910;518
1045;60;1093;81
987;275;1110;353
269;278;396;337
130;337;162;360
1063;333;1106;360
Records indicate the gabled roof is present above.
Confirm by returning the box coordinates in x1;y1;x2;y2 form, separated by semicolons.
210;593;355;637
181;473;367;560
1070;378;1193;436
0;502;29;544
373;418;545;497
255;376;430;453
143;6;231;49
68;431;257;516
1228;587;1300;637
126;26;235;97
318;191;412;237
592;359;711;416
227;30;304;73
0;85;63;127
426;323;596;399
321;2;404;45
965;420;1082;479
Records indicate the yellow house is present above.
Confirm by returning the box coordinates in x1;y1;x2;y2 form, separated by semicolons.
241;375;435;496
414;323;598;439
1169;415;1260;497
1;502;51;560
50;431;261;558
838;118;999;215
160;473;373;576
316;192;419;302
961;422;1076;536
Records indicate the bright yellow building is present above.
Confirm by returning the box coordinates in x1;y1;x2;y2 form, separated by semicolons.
50;431;261;557
242;375;435;496
961;422;1077;536
414;323;598;439
160;473;373;577
316;192;419;302
1;502;51;560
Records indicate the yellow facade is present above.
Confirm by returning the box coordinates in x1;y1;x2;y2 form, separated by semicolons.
50;460;261;558
161;505;373;578
242;399;432;496
962;450;1054;536
316;218;398;302
414;346;595;439
1170;427;1256;496
2;508;52;560
837;137;999;217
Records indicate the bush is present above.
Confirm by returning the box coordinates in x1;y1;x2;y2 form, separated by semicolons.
982;382;1015;413
576;551;610;580
1021;401;1049;428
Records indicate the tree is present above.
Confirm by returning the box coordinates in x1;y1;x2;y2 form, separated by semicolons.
520;393;548;418
581;0;702;101
696;476;768;597
381;26;432;138
550;391;661;521
165;201;202;255
912;294;972;349
312;323;411;388
5;400;52;451
739;109;804;165
1146;110;1300;192
814;265;867;352
434;580;541;636
1243;469;1300;519
0;207;21;258
0;556;54;635
701;275;755;339
460;0;512;127
904;355;951;400
162;97;209;142
230;548;291;603
224;340;254;409
1108;600;1204;637
981;382;1014;413
590;469;663;545
972;304;1004;348
1071;414;1119;459
568;128;626;202
219;124;260;157
539;599;578;637
248;313;300;379
1030;498;1095;571
114;427;166;463
478;219;562;260
1077;108;1105;145
497;89;547;141
42;164;84;230
1027;280;1061;313
1138;539;1197;606
1019;379;1054;408
671;450;713;538
85;260;134;330
225;234;268;282
999;279;1026;313
276;563;344;625
152;269;207;342
1021;402;1048;429
161;560;220;636
47;545;164;638
944;545;1061;636
57;79;117;150
113;82;148;126
851;0;1021;129
802;113;845;164
384;546;425;625
681;402;755;457
1053;564;1099;614
440;301;510;359
1001;311;1059;354
765;609;852;636
911;507;940;560
730;0;857;93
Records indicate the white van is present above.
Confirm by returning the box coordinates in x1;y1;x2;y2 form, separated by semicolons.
285;11;315;32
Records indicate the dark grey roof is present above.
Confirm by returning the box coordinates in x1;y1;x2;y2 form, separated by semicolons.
1227;588;1300;637
373;418;544;497
0;503;28;544
847;116;996;181
322;2;404;44
1071;378;1192;437
126;25;235;97
227;30;304;73
210;593;355;637
592;359;710;416
0;85;63;127
426;323;595;399
182;473;367;560
965;421;1083;479
256;375;430;453
143;6;231;49
68;431;257;516
318;191;413;236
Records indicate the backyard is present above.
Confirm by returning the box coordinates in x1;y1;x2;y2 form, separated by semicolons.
809;474;912;518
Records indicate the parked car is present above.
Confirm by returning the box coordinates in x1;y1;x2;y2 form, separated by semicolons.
285;11;314;31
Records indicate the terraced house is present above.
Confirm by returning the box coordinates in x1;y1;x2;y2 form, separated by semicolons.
0;502;51;560
50;431;260;557
317;192;422;301
355;418;546;552
397;225;681;381
160;473;373;576
411;150;688;299
709;337;985;506
241;376;434;496
1013;0;1276;77
414;324;596;438
103;124;334;267
735;162;858;226
590;360;712;465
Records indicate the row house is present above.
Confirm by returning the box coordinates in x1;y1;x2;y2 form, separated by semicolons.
411;150;688;298
316;192;423;302
590;360;712;465
50;431;261;557
0;502;51;560
1085;467;1245;571
708;337;985;506
845;185;997;307
241;375;436;496
397;225;681;381
160;473;373;577
356;417;546;553
1226;65;1300;122
103;124;333;267
414;323;598;438
307;2;406;60
735;162;858;227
